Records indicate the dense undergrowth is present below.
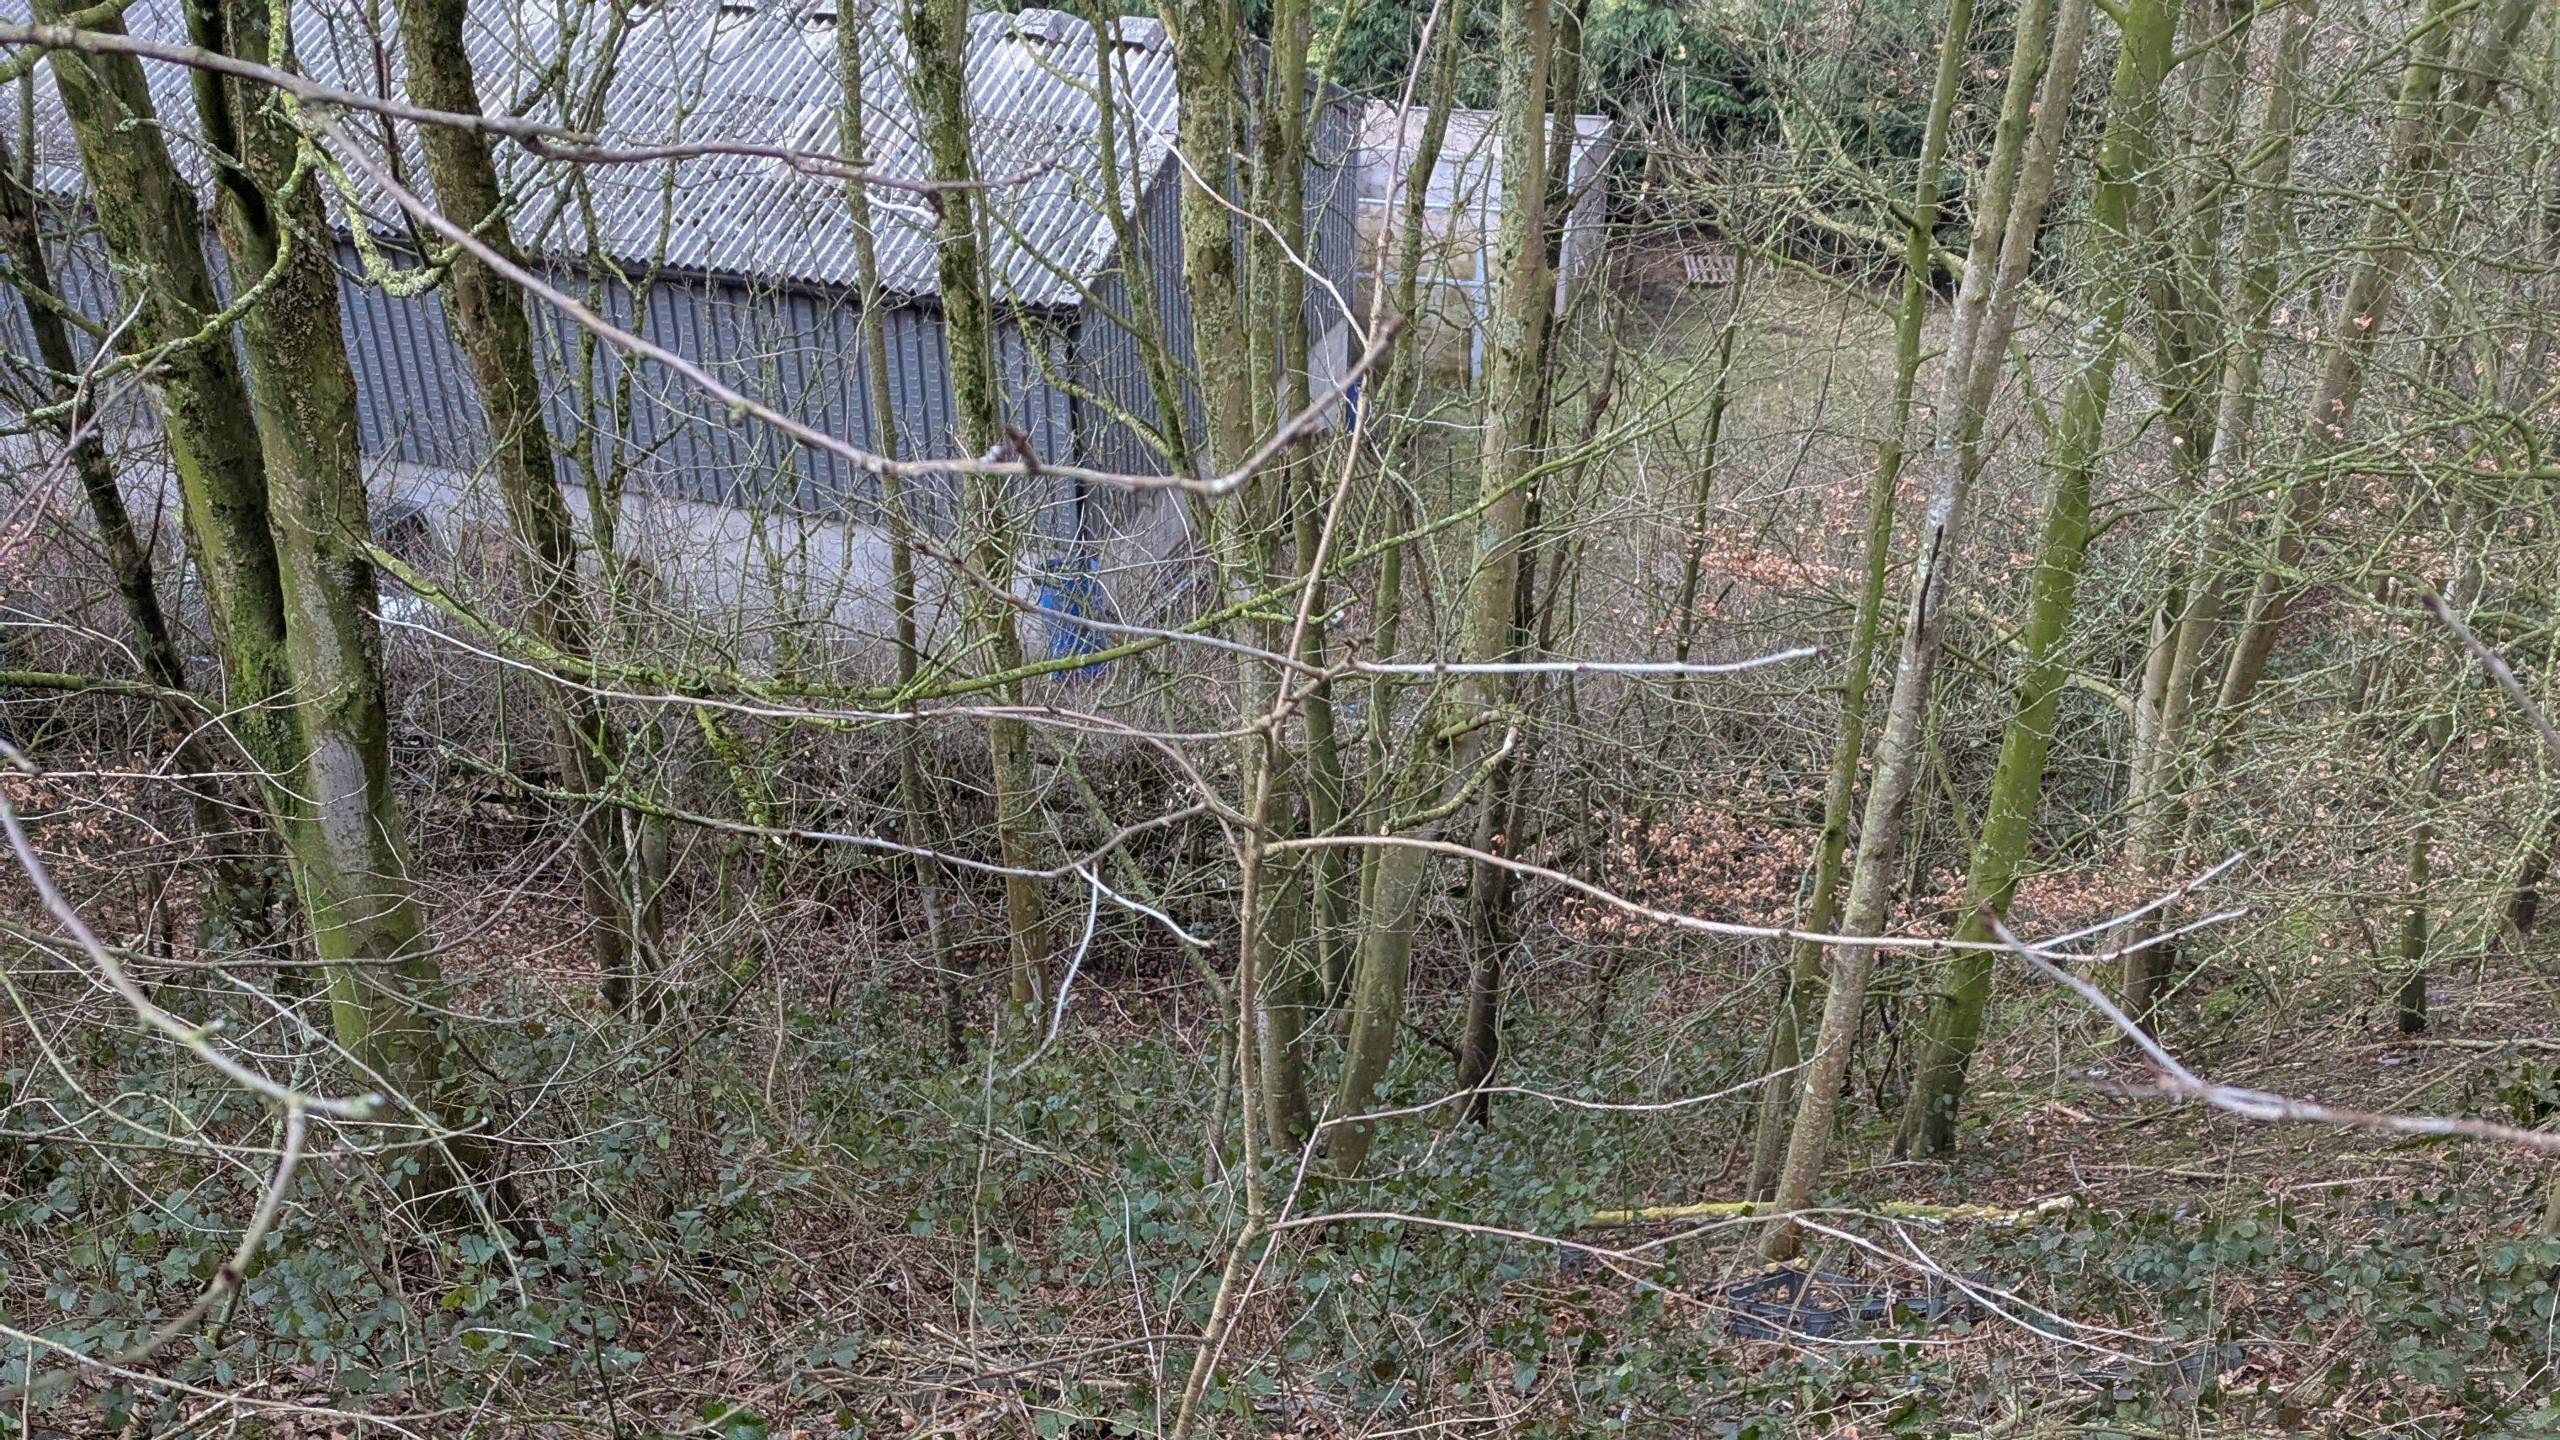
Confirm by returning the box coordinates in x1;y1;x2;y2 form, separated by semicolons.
9;845;2558;1437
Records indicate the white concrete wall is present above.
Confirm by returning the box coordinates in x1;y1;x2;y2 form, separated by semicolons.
7;431;1199;684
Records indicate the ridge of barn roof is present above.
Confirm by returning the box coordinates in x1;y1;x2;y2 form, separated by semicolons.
11;0;1183;306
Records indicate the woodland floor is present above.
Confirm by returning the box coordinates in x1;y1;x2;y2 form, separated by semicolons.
11;769;2559;1437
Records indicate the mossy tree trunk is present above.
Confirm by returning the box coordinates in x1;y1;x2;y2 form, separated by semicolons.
1761;0;2093;1261
46;0;491;1205
1454;0;1586;1116
903;0;1054;1019
1742;0;1974;1199
843;0;966;1063
1330;0;1557;1173
193;0;454;1100
2120;0;2316;967
36;0;298;818
0;121;276;953
389;0;657;1015
1156;0;1252;478
1343;0;1467;1026
1243;0;1321;1147
1893;0;2181;1157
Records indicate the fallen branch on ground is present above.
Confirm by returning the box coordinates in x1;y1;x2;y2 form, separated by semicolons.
1584;1195;2078;1228
1989;910;2560;1157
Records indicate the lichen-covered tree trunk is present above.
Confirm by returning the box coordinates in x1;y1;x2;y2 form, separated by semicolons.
904;0;1053;1017
1330;0;1556;1174
1741;0;1974;1199
196;0;456;1105
1456;0;1586;1111
1153;0;1302;1158
1243;0;1321;1147
0;122;275;952
389;0;655;1015
2118;0;2316;1008
35;0;298;819
843;1;965;1063
1156;0;1252;479
1893;0;2180;1157
2122;0;2250;823
1345;0;1467;1003
1760;0;2092;1261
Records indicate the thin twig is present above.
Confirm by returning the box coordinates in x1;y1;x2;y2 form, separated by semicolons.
0;763;375;1119
2419;588;2560;768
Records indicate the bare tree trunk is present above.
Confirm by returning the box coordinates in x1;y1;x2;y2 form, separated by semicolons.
1243;0;1322;1147
0;123;276;954
388;0;655;1016
1742;0;1974;1199
35;0;299;831
1330;0;1557;1173
2506;811;2556;946
904;0;1053;1019
2397;809;2434;1034
1344;0;1468;1015
1896;0;2181;1156
1669;260;1746;666
2122;0;2251;823
843;1;965;1063
2120;0;2315;989
2199;0;2530;785
186;0;464;1130
1455;0;1584;1118
1761;0;2093;1261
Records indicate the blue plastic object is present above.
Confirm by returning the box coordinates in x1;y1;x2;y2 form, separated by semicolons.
1034;556;1109;677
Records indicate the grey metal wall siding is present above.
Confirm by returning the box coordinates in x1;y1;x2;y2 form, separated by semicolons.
4;81;1351;540
553;277;1061;516
528;279;616;497
337;278;404;463
1064;144;1201;540
641;284;721;501
1308;95;1361;342
335;248;488;471
1072;261;1157;480
0;229;490;460
478;265;1079;523
7;205;1276;530
887;304;932;459
1067;100;1357;490
993;318;1077;542
995;315;1074;467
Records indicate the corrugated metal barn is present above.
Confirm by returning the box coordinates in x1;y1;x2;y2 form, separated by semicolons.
2;0;1361;541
